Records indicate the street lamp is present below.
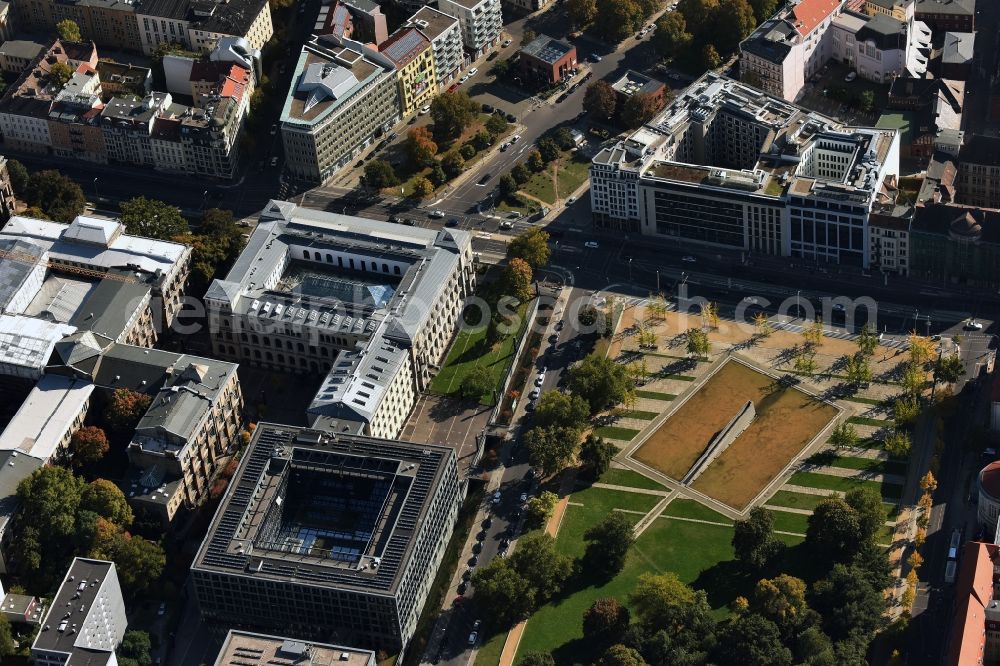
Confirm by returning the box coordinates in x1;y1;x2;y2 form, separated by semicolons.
628;257;633;282
93;177;99;202
656;268;660;293
796;290;801;319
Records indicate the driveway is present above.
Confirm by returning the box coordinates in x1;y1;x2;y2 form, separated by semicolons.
401;394;492;470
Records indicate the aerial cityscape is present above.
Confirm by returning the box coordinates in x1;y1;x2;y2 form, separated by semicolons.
0;0;995;664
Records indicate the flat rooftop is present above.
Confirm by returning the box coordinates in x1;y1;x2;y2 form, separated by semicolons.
33;558;119;654
215;630;374;666
0;375;94;463
193;424;456;595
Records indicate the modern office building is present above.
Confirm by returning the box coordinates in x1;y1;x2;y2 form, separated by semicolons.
204;201;474;438
517;34;576;87
589;73;900;268
191;423;462;652
379;28;436;117
135;0;273;55
958;136;1000;209
31;558;127;666
214;631;376;666
280;36;400;185
407;6;464;88
437;0;503;58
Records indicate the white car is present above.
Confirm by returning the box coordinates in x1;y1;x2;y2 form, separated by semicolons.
845;71;857;82
419;105;430;115
535;374;545;386
502;39;512;47
966;320;984;330
519;492;528;503
492;490;502;504
479;232;493;240
742;296;759;305
510;134;521;143
429;210;445;218
460;74;470;83
529;388;540;399
468;67;478;76
682;255;697;263
468;632;479;645
585;241;599;249
566;196;577;205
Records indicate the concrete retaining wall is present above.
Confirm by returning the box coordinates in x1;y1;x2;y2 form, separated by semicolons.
682;400;756;485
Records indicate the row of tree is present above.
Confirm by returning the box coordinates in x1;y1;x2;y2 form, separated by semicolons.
566;0;663;44
651;0;772;71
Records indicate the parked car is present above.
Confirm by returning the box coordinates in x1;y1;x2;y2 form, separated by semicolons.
590;53;602;62
499;221;514;230
157;603;166;616
529;388;540;399
966;320;984;330
429;209;445;218
269;156;278;167
468;632;479;645
446;218;459;227
482;103;495;113
566;196;577;205
535;373;545;386
402;218;415;226
506;113;517;123
510;134;521;143
270;124;277;135
585;241;599;249
492;490;502;504
682;255;697;263
419;105;431;115
845;71;857;82
519;492;528;503
459;74;469;83
502;38;513;47
468;67;479;76
478;173;492;184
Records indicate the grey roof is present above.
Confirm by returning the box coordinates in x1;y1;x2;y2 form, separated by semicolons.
32;558;124;656
942;31;975;65
0;239;45;311
69;280;152;342
0;450;43;540
137;0;270;36
519;34;574;65
52;330;113;374
611;70;665;98
0;40;46;60
915;0;975;16
740;19;795;64
855;13;907;51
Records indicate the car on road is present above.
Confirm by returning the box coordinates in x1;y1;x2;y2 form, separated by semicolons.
472;542;482;553
419;105;430;115
482;103;494;113
478;173;492;184
566;196;577;205
845;71;857;82
529;388;540;399
499;141;509;151
269;156;278;167
457;582;467;595
590;53;602;62
742;296;759;305
483;516;493;528
469;554;478;566
479;232;492;240
502;38;512;47
535;373;545;386
549;334;558;343
270;124;277;135
492;490;502;504
506;112;517;123
519;492;528;503
459;74;469;83
468;67;478;76
584;241;599;249
473;620;482;630
526;468;535;480
966;320;984;330
354;160;364;168
468;632;478;645
499;221;514;230
402;218;415;225
388;216;400;224
510;134;521;143
463;569;473;581
524;401;535;412
429;210;445;218
555;320;564;331
446;218;459;227
682;255;697;263
157;603;166;616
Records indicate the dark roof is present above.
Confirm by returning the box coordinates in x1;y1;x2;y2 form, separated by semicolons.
33;558;119;654
69;279;152;341
912;203;1000;243
137;0;269;37
740;19;795;64
519;34;574;65
888;76;962;114
855;13;907;50
960;135;1000;167
869;203;913;231
915;0;975;16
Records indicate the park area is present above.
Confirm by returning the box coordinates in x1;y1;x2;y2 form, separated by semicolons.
630;360;838;509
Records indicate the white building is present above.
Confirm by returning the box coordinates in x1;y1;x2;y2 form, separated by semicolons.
0;374;94;465
437;0;502;58
590;73;900;269
407;6;465;87
32;558;127;666
828;11;929;83
0;314;76;379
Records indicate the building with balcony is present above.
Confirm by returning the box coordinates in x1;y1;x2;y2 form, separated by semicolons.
379;28;436;117
407;6;464;88
279;35;400;185
191;423;462;653
437;0;502;58
589;73;900;268
204;201;474;438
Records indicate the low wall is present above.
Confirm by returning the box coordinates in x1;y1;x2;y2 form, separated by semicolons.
682;400;756;485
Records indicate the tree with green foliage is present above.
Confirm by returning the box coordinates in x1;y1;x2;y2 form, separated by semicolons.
701;43;722;69
81;479;134;528
411;176;434;199
459;365;493;401
430;90;479;140
858;90;875;113
793;626;836;666
806;498;862;564
552;127;576;150
901;361;925;397
716;0;757;52
25;169;86;222
111;533;166;596
629;571;697;629
49;61;73;87
57;18;82;41
507;227;551;269
119;196;188;240
713;613;793;666
855;323;879;356
499;173;518;197
828;420;859;448
522;29;538;46
893;395;921;427
884;428;911;457
527;149;545;172
104;387;152;433
471;558;536;627
518;654;555;666
119;630;152;666
567;0;598;26
621;92;662;130
486;113;509;135
844;487;886;543
844;352;872;387
653;12;693;59
532;391;588;429
753;574;814;638
594;0;643;42
429;162;447;187
678;0;720;38
583;512;634;578
0;612;13;657
810;563;886;641
524;425;580;476
524;490;559;527
499;256;533;302
686;327;710;357
598;644;648;666
580;434;616;478
733;506;781;569
405;126;438;169
460;143;477;160
14;465;85;581
584;80;617;119
6;159;28;197
511;163;531;185
749;0;778;22
474;129;494;151
364;160;399;189
568;354;635;413
510;533;572;602
70;425;110;467
584;597;631;647
537;137;561;163
935;353;965;384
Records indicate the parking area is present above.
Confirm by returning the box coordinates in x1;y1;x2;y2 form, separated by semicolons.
794;60;887;126
401;394;491;467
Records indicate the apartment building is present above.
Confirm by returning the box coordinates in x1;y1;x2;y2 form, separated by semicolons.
958;136;1000;209
204;201;474;438
437;0;503;58
136;0;273;55
317;0;389;46
31;559;127;666
380;28;436;117
0;214;192;326
407;6;464;88
280;36;400;184
908;203;1000;287
13;0;142;52
589;73;900;268
864;0;913;20
191;423;462;652
946;541;1000;665
215;631;376;666
0;40;45;75
828;11;929;83
867;201;912;274
914;0;974;32
502;0;553;12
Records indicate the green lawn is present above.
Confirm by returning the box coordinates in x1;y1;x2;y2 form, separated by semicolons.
848;416;894;427
496;195;540;216
617;409;659;420
474;631;506;666
595;467;667;491
635;390;677;401
429;302;528;404
788;471;903;500
841;395;885;406
662;373;697;381
765;490;838;511
662;498;733;525
556;487;661;560
805;453;908;476
520;164;558;204
555;154;591;199
767;509;809;535
593;426;641;441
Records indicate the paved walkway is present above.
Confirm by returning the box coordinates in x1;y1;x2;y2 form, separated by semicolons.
824;445;894;460
797;464;905;485
764;504;813;515
591;482;671;496
632;494;675;538
780;483;845;496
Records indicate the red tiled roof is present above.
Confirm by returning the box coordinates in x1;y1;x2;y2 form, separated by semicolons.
791;0;842;35
948;542;999;666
